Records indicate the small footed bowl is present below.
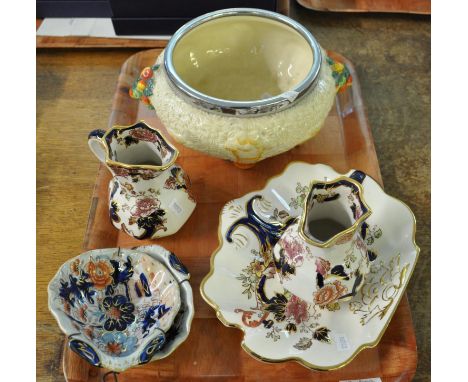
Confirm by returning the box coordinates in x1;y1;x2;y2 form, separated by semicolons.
48;246;194;372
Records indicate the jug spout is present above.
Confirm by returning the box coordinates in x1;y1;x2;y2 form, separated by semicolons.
300;176;371;248
87;121;179;178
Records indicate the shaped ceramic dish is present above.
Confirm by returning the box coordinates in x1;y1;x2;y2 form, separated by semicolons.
201;162;419;370
48;246;194;372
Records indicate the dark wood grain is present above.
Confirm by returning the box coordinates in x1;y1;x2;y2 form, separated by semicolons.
59;49;417;381
297;0;430;14
36;35;170;49
36;17;169;48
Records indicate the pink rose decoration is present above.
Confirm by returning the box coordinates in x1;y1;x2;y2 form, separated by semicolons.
280;236;305;264
139;169;157;180
111;166;130;177
130;128;158;143
285;295;309;324
164;177;177;190
315;257;331;276
131;197;159;217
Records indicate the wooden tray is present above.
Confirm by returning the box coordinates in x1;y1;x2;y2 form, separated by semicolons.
62;49;417;381
297;0;430;14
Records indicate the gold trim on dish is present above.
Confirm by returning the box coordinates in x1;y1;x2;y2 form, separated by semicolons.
93;120;179;171
199;161;420;371
298;176;372;248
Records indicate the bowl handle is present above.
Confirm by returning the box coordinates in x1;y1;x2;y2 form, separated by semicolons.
138;331;166;365
68;338;101;367
129;65;160;109
326;56;352;93
88;129;107;163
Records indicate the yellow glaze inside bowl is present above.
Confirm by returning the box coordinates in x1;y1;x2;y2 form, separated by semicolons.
171;15;314;101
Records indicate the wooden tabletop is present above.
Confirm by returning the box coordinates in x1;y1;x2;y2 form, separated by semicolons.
37;4;430;382
296;0;430;14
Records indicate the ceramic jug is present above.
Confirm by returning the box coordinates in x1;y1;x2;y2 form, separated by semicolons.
88;121;196;240
273;175;372;307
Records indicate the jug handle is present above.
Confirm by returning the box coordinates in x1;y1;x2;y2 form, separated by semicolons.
129;65;160;110
88;129;107;163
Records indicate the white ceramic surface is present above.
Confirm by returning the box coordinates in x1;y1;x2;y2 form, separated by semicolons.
201;162;419;370
48;246;194;372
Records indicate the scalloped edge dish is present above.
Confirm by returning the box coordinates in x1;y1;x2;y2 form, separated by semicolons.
48;245;194;372
201;162;419;370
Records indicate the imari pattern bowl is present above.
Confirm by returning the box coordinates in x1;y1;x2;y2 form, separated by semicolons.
48;246;194;372
201;163;419;370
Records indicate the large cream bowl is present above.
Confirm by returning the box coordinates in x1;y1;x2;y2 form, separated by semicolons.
149;8;336;166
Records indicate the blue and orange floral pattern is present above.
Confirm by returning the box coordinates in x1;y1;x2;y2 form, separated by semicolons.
52;250;180;364
102;295;135;331
101;332;138;357
49;246;197;372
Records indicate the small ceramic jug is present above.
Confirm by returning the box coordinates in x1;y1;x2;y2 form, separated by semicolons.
88;121;196;240
273;175;372;307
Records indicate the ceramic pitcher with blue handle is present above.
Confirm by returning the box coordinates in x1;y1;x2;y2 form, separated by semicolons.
88;121;196;240
273;175;372;306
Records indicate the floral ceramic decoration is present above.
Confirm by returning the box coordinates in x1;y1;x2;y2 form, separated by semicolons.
327;56;352;93
129;65;160;109
201;163;419;370
48;246;194;372
272;176;373;305
88;121;196;240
